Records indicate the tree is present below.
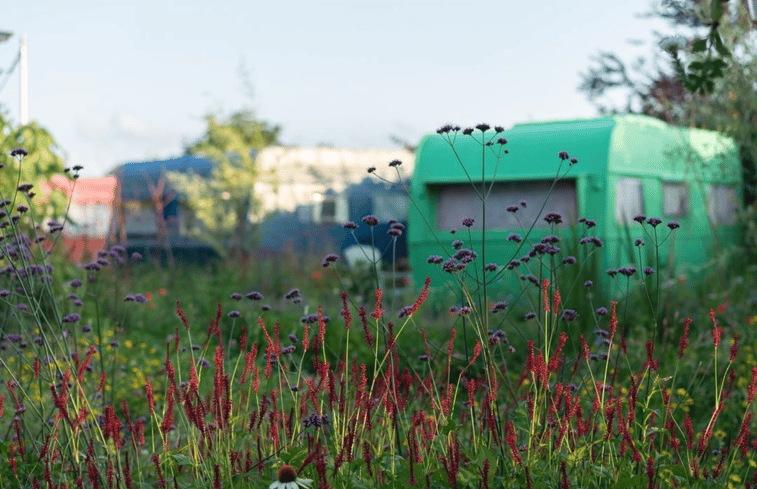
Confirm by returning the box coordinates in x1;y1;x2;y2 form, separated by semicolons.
165;108;281;258
0;110;70;222
579;0;757;203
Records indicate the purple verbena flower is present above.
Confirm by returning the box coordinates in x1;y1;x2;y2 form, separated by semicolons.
647;217;662;227
362;215;379;227
246;291;264;301
562;309;578;322
343;221;357;230
667;220;680;230
462;217;475;227
62;313;81;323
491;301;508;313
543;212;563;224
427;255;444;264
228;310;241;318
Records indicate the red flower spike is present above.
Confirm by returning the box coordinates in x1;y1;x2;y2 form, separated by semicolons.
560;461;569;489
748;366;757;405
359;307;372;347
469;340;482;365
175;300;190;331
372;289;383;320
731;333;740;362
678;318;692;359
548;332;568;373
340;292;352;330
710;309;722;348
542;278;550;313
579;334;589;361
609;301;618;339
684;413;694;450
409;276;431;316
553;288;561;314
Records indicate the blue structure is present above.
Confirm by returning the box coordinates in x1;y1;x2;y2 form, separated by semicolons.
259;178;410;266
110;156;219;262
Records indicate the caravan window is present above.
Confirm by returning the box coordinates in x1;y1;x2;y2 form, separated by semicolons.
373;193;409;222
66;203;112;237
662;182;689;217
312;195;348;224
434;180;577;231
123;201;158;235
615;178;644;224
707;184;739;225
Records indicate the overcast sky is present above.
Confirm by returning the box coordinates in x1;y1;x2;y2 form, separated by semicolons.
0;0;672;177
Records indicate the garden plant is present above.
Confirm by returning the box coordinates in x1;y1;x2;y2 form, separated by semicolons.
1;125;757;489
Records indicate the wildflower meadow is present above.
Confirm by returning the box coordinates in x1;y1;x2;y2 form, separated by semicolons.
1;127;757;489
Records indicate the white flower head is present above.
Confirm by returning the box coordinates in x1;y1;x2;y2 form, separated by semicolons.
269;465;313;489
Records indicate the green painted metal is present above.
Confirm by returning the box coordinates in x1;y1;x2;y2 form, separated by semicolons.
408;115;742;298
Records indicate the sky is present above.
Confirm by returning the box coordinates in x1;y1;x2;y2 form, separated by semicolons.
0;0;673;178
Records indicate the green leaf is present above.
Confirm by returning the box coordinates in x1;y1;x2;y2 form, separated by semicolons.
615;474;645;489
710;0;723;20
692;39;708;53
712;34;731;57
170;454;195;466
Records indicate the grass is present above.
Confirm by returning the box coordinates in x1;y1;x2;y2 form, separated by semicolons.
1;134;757;489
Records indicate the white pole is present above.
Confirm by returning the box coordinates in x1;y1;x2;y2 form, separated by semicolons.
19;35;27;125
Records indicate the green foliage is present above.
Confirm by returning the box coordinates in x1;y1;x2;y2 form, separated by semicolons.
166;109;281;257
0;111;69;220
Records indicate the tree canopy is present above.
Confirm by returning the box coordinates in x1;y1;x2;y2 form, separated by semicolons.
165;109;281;257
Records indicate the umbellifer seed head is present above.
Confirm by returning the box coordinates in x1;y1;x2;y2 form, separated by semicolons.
278;465;297;483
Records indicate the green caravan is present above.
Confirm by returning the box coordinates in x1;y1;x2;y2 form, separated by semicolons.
408;115;742;301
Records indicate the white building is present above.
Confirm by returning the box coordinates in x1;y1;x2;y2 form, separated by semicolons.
254;146;414;222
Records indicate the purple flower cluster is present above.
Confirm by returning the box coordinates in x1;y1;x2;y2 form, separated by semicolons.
322;253;340;267
362;215;379;227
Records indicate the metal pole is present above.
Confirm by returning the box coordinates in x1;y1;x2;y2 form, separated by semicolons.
19;35;27;125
